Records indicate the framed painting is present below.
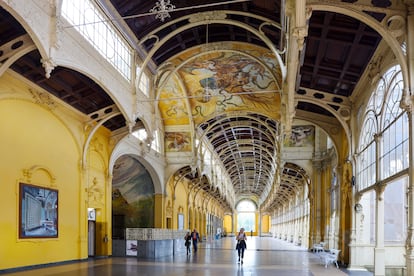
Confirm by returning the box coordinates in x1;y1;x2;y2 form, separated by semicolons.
19;183;58;238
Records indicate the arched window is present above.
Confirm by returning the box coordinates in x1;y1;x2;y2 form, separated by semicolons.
236;200;256;232
356;65;407;190
356;64;408;246
357;114;377;190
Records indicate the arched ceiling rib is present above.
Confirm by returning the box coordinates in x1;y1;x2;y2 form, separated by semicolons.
198;113;279;202
262;162;309;212
174;166;233;212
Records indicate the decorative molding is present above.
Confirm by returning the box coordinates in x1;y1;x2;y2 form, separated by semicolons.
189;11;227;23
200;41;227;52
354;203;363;213
166;200;172;217
400;94;414;114
52;15;63;50
339;107;351;120
374;183;386;201
29;88;57;110
386;15;405;38
367;56;383;85
91;137;104;153
88;177;104;206
150;0;176;22
22;165;57;186
41;58;57;78
292;26;308;51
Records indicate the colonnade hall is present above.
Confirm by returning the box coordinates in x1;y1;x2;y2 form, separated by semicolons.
3;0;414;275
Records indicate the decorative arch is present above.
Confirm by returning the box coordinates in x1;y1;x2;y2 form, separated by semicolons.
22;165;56;187
109;135;163;194
296;99;350;155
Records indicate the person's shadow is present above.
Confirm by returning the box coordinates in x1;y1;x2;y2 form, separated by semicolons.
237;264;244;276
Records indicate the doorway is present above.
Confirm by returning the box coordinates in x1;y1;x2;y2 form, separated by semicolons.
88;208;96;257
88;220;96;256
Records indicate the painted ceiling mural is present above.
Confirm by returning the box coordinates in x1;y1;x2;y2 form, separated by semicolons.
165;131;192;152
158;44;283;125
158;73;190;126
283;125;315;147
159;43;283;152
179;51;281;123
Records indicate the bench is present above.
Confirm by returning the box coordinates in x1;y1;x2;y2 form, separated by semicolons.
311;242;325;253
319;249;341;268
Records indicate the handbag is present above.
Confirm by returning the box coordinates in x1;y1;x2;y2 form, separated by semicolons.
236;240;240;250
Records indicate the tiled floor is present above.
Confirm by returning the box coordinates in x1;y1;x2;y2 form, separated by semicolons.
1;237;373;276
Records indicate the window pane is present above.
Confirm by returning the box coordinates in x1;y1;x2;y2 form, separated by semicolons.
62;0;132;80
237;213;255;232
384;177;407;243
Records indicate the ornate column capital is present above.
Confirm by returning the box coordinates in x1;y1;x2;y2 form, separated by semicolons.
373;133;382;142
354;192;362;203
292;26;308;51
375;183;387;201
400;93;414;114
405;1;414;12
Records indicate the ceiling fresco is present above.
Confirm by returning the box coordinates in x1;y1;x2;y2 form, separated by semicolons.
283;125;315;148
158;43;283;128
165;132;192;152
158;73;191;126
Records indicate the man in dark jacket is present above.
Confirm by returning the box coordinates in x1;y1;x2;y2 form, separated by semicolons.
191;228;201;252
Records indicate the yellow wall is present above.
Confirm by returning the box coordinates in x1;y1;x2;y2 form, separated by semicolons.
87;136;111;256
224;215;232;234
0;73;111;270
162;171;228;236
261;214;270;233
174;181;188;229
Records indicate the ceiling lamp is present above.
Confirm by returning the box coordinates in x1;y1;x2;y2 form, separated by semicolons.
150;0;176;22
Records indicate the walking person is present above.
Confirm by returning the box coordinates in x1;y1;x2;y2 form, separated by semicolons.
191;228;201;253
184;231;192;255
236;227;247;264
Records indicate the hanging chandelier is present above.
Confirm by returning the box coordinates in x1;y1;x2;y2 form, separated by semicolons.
149;0;176;22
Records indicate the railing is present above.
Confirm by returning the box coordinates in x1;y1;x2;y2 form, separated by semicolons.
126;228;188;240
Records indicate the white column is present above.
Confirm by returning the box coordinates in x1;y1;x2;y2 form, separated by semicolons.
405;3;414;274
348;192;364;270
313;161;322;243
374;184;386;276
374;134;385;276
405;107;414;275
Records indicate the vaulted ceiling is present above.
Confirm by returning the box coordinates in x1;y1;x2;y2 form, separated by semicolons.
0;0;393;209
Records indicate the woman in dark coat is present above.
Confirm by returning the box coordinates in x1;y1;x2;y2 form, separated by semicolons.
184;231;192;255
236;228;247;263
